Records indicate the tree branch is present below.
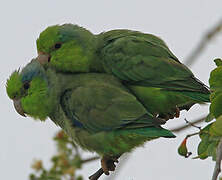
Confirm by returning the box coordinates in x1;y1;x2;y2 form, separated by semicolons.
184;19;222;67
171;116;206;133
212;138;222;180
89;156;120;180
89;168;104;180
81;156;99;164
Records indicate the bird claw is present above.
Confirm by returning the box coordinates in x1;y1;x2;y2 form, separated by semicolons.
101;156;118;175
175;106;180;118
158;106;181;120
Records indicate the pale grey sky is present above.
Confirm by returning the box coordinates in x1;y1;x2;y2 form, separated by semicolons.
1;0;222;179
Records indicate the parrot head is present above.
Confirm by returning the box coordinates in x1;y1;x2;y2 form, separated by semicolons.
36;24;95;73
6;59;54;120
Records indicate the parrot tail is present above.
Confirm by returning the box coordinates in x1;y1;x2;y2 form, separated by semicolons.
182;91;210;102
129;126;176;138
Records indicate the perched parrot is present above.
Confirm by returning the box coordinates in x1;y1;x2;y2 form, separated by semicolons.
36;24;210;119
6;59;175;176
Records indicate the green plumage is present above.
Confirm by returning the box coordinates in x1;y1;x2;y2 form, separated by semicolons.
6;60;175;156
36;24;210;118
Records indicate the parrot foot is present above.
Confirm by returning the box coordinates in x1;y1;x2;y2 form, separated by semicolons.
89;155;120;180
101;156;119;175
158;114;171;120
175;106;180;118
158;106;181;120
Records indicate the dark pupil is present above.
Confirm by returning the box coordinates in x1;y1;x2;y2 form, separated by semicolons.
55;43;62;49
24;82;30;90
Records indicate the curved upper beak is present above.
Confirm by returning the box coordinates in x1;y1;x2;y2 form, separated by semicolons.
13;99;26;117
37;52;51;65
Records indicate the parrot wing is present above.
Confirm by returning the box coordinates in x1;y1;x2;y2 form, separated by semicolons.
60;81;166;133
100;32;209;94
100;29;179;62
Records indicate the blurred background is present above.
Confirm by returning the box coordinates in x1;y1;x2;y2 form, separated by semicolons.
1;0;222;179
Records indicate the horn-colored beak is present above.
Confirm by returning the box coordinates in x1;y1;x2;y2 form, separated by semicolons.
13;99;26;117
37;52;50;65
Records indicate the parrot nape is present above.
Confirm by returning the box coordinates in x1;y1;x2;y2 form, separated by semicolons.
36;24;210;120
6;59;175;176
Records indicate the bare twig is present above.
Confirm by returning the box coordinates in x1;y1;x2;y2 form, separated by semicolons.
186;132;199;138
184;132;200;158
81;156;99;164
89;168;104;180
171;116;206;133
89;156;120;180
212;138;222;180
184;118;201;130
184;18;222;67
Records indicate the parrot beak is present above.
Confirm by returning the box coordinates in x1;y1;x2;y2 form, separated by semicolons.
37;52;51;65
13;99;26;117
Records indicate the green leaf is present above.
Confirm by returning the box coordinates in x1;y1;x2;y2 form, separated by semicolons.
207;141;217;161
205;113;215;122
210;94;222;118
214;58;222;67
198;135;209;155
193;152;209;160
76;176;83;180
210;116;222;136
199;123;213;139
209;66;222;91
71;155;82;169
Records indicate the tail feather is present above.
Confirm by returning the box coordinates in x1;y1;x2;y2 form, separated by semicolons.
182;91;210;102
169;76;210;103
191;76;210;94
129;127;176;138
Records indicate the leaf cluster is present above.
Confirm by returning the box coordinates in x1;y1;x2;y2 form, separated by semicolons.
196;58;222;160
29;130;84;180
177;59;222;161
196;123;220;160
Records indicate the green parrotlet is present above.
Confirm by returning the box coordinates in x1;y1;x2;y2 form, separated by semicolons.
6;59;175;176
36;24;210;119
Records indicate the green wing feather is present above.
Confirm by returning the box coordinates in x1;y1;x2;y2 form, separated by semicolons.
100;29;179;62
97;30;210;116
99;31;210;100
60;79;169;133
100;33;207;92
58;75;175;155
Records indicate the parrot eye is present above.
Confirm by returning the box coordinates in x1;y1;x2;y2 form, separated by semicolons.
54;43;62;49
23;82;30;90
